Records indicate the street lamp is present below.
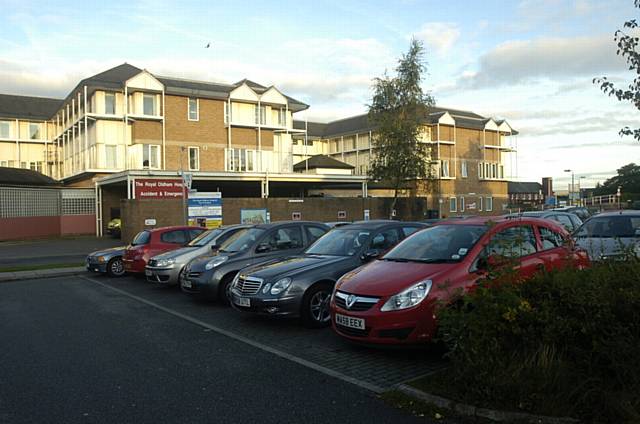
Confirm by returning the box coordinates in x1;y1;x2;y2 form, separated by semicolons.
564;169;574;206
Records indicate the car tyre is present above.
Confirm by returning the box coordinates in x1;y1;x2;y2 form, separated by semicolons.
106;257;126;278
218;273;236;306
301;283;333;328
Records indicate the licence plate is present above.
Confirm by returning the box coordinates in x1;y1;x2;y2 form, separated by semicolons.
145;270;153;277
335;313;365;330
233;295;250;307
182;279;192;288
94;268;100;272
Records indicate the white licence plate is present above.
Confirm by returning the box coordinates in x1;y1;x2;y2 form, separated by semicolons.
233;295;250;307
335;313;365;330
145;270;153;277
182;279;192;288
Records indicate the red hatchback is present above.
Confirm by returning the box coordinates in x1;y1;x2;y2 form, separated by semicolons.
123;226;206;274
330;216;590;345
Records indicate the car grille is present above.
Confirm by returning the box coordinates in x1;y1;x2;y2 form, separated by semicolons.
335;324;370;337
234;275;263;295
334;291;379;312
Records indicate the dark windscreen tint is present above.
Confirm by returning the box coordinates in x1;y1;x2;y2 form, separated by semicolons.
219;228;265;253
188;229;223;247
575;216;640;238
384;225;487;263
131;231;150;246
305;229;371;256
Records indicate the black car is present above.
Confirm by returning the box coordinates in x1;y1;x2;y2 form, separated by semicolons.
180;221;329;303
229;220;427;327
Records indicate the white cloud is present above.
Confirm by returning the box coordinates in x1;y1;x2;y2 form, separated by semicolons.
413;22;461;55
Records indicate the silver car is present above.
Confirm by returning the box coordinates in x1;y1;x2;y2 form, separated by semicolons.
574;210;640;261
145;225;250;286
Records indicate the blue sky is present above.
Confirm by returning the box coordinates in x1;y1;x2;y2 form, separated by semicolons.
1;0;639;189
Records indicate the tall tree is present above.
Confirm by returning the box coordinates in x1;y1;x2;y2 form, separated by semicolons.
593;163;640;196
368;39;436;218
594;0;640;141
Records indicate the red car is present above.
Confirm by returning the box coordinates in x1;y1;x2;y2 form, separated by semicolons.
123;226;206;274
330;216;590;345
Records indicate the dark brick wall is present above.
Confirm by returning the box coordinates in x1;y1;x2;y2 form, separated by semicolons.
120;199;185;243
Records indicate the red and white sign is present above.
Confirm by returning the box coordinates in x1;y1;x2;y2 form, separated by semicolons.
134;179;185;199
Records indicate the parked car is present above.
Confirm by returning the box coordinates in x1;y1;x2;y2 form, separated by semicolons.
506;211;582;232
325;221;351;228
574;210;640;261
229;220;427;327
107;218;121;237
330;216;590;345
552;206;590;221
145;224;250;286
86;246;127;277
123;226;206;274
181;221;329;303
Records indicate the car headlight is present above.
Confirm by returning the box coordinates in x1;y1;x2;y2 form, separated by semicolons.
205;256;228;270
97;256;106;263
380;280;432;312
270;277;292;295
155;258;175;268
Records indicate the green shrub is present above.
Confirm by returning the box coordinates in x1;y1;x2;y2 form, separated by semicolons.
437;261;640;423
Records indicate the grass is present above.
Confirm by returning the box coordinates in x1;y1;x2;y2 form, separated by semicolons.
0;263;84;273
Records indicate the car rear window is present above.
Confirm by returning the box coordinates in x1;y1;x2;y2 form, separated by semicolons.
161;230;188;244
575;216;640;238
131;231;150;246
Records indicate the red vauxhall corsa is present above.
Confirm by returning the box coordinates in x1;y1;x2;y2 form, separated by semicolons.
330;216;590;345
123;226;206;274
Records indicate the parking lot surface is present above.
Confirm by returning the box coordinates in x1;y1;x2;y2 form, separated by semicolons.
0;275;446;424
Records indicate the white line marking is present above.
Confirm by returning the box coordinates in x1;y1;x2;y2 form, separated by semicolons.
80;276;384;394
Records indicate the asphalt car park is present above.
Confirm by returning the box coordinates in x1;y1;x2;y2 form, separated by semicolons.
0;273;445;424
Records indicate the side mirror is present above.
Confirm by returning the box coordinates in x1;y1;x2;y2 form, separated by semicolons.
361;249;380;261
210;244;221;252
256;243;270;254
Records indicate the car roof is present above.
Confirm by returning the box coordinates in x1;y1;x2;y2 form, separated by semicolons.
253;220;328;229
146;225;204;233
340;220;427;230
587;210;640;217
514;211;576;217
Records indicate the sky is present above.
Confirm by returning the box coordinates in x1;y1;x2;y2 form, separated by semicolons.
1;0;639;189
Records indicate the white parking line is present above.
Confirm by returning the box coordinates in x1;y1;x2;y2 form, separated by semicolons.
80;276;385;394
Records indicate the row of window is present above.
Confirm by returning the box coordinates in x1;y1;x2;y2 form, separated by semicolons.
439;160;504;180
450;196;493;213
104;92;158;116
0;121;42;140
0;160;43;172
223;102;288;126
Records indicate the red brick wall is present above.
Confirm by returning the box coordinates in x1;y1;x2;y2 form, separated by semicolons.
0;216;61;241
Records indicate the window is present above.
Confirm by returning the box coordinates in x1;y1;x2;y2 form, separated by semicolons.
461;161;468;178
106;145;117;168
485;225;537;259
0;160;7;167
492;163;498;179
188;98;199;121
143;144;160;169
143;94;156;116
105;93;116;115
261;227;303;251
254;105;266;125
478;196;483;211
450;197;457;212
552;214;574;232
306;226;328;244
226;148;259;172
278;108;286;126
188;147;199;171
460;197;465;212
189;229;206;239
131;231;151;246
402;226;422;237
440;160;450;177
478;163;484;179
370;228;401;251
29;123;40;140
539;226;564;250
485;196;493;212
161;230;188;244
21;161;27;169
0;121;10;138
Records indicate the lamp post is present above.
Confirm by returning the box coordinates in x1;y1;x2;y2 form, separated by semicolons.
578;176;586;206
564;169;574;206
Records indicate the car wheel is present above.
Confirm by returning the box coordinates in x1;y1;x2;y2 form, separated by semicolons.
302;283;333;328
106;257;126;278
218;273;236;306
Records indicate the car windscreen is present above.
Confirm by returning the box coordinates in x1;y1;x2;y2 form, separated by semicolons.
305;229;371;256
383;225;487;263
131;231;150;246
574;216;640;238
188;228;223;247
219;228;265;253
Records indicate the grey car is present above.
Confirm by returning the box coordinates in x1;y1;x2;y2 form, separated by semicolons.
86;246;127;277
506;211;582;232
145;224;250;286
229;220;427;327
574;210;640;261
180;221;330;303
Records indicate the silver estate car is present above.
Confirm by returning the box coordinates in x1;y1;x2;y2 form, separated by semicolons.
574;210;640;261
145;224;250;286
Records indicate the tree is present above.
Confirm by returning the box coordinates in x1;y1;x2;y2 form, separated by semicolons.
593;162;640;196
594;0;640;141
368;39;436;218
